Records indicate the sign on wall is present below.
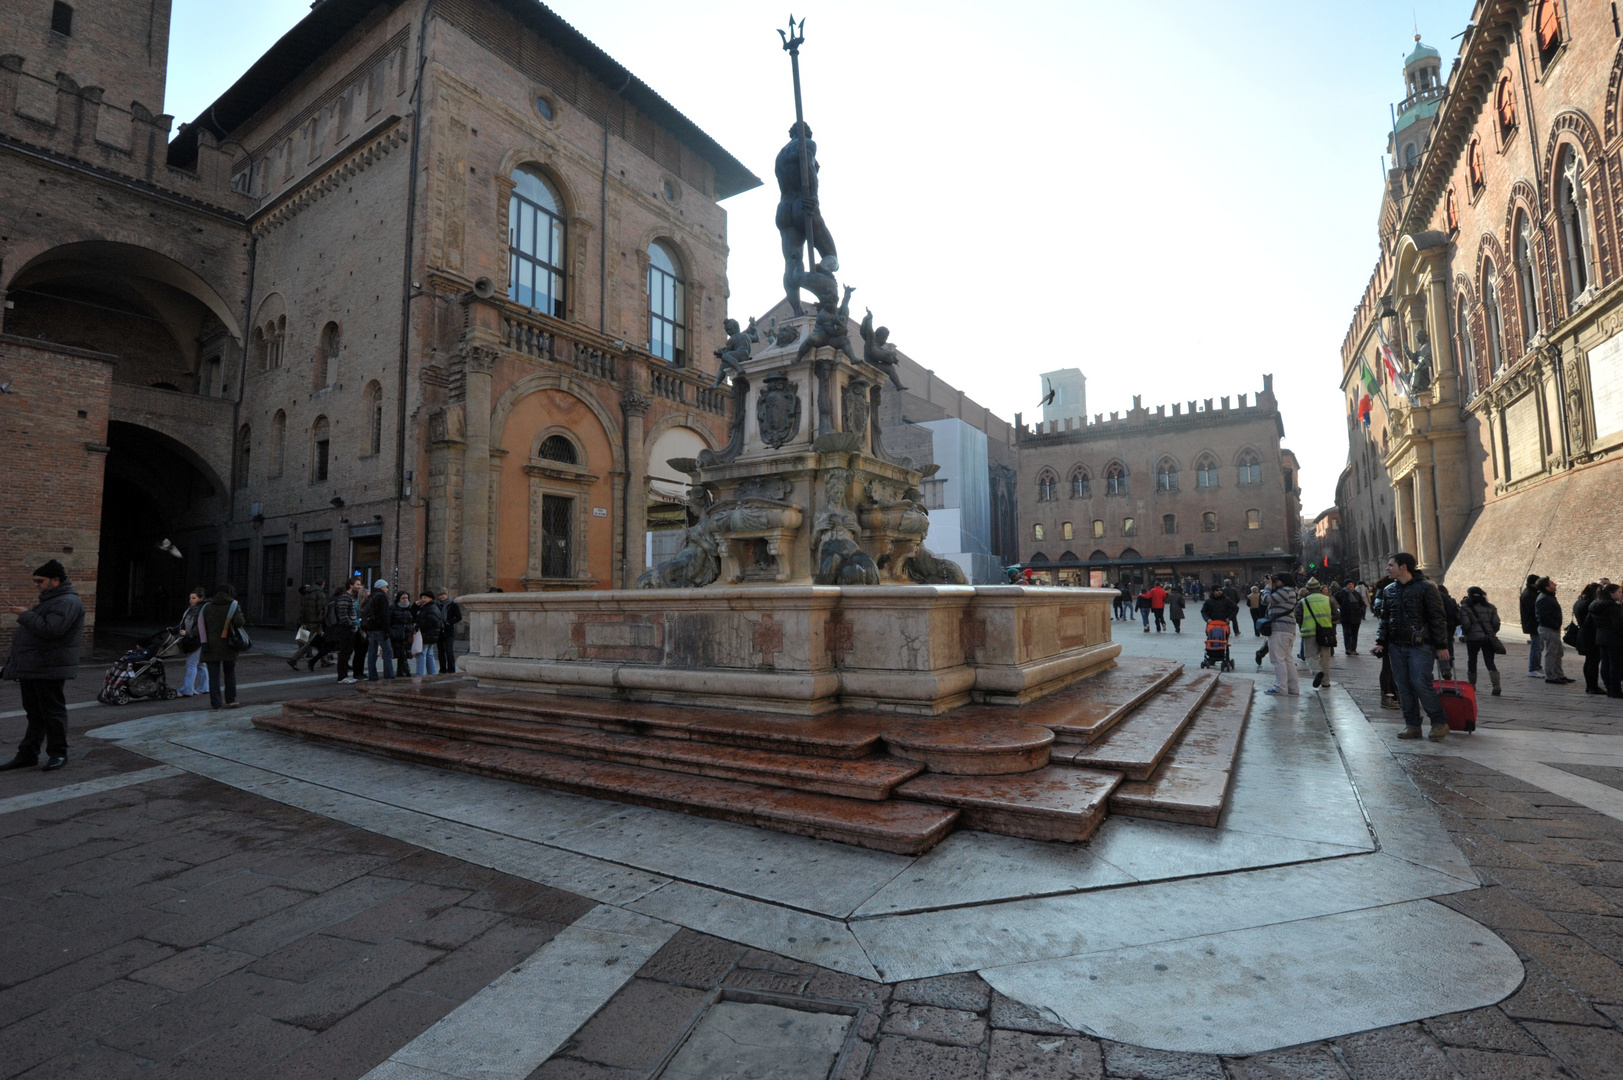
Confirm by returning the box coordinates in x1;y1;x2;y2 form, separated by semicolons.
1588;331;1623;444
1504;393;1543;482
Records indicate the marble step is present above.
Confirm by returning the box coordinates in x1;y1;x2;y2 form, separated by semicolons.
880;718;1054;775
255;711;960;855
284;700;922;801
895;766;1122;843
1008;658;1185;744
1052;670;1219;780
1109;677;1254;826
363;682;891;759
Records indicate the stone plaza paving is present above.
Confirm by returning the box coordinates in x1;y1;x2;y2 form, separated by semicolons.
0;628;1620;1078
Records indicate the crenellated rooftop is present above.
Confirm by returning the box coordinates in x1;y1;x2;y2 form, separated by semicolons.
1015;376;1279;444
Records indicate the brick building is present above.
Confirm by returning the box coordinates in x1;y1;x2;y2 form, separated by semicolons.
1014;376;1302;588
1338;1;1623;593
0;0;756;639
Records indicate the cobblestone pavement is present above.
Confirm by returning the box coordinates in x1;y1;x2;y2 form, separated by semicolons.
1;628;1621;1078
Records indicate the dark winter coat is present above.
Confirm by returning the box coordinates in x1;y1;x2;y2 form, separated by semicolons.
1587;596;1623;649
1165;593;1185;620
1334;588;1366;624
1534;591;1563;632
298;585;327;626
439;599;462;643
413;601;444;638
199;593;247;664
388;601;413;643
1458;598;1502;643
1201;594;1238;624
361;588;391;633
1520;586;1541;635
1375;572;1449;649
1576;595;1597;654
2;581;85;680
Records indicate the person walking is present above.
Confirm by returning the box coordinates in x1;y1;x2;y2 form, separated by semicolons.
177;587;210;698
1334;579;1366;654
288;580;329;670
1371;553;1451;740
436;589;461;674
1297;581;1339;689
362;578;395;681
1458;586;1503;696
1246;582;1262;637
1146;582;1168;632
391;591;415;678
1262;573;1300;696
1437;584;1461;666
1589;583;1623;698
1370;574;1400;709
328;580;361;684
1135;588;1152;632
413;592;444;676
1166;589;1185;633
1575;583;1602;694
1520;573;1545;679
1;560;85;771
1534;577;1572;685
199;583;247;710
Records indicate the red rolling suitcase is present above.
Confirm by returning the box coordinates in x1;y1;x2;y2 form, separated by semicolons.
1433;661;1477;732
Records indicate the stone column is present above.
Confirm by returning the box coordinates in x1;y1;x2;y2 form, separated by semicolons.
620;381;652;589
459;346;497;592
1394;476;1416;557
1425;268;1457;402
1412;456;1442;573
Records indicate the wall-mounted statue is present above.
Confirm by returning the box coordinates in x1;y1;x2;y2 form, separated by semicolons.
859;310;907;391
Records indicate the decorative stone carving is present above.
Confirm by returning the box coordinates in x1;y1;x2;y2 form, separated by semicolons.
812;468;879;586
708;497;805;584
736;475;793;502
772;323;801;347
905;546;969;585
1564;351;1589;458
842;376;870;440
636;485;721;589
697;375;749;468
620;390;652;416
756;373;802;449
859;310;907;391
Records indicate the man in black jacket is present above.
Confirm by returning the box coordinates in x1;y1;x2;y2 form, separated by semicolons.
1520;573;1544;679
362;579;395;681
1371;552;1451;740
436;589;461;674
1534;577;1571;684
1;560;85;771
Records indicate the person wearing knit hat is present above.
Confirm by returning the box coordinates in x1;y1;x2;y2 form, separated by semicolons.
2;561;85;771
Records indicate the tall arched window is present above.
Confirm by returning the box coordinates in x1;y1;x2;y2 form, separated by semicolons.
1105;462;1127;496
1061;521;1074;541
1456;295;1478;397
1445;187;1459;232
1202;511;1218;532
1069;466;1090;499
271;410;287;477
1535;0;1562;67
508;166;566;317
311;416;330;483
1237;451;1261;486
1195;454;1219;488
318;322;340;388
1557;148;1595;303
271;316;285;370
364;381;383;456
1091;519;1104;538
647;241;686;364
1495;75;1517;138
236;425;251;486
1514;212;1540;348
1036;469;1058;502
1468;138;1485;191
1483;260;1506;374
253;327;268;372
1155;458;1178;492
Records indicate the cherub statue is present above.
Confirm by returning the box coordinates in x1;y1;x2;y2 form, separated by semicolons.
711;316;759;387
796;282;857;364
859;310;907;391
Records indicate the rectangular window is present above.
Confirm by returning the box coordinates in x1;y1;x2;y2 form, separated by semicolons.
261;543;287;623
50;2;72;36
1162;514;1176;535
313;437;330;482
1122;517;1136;537
542;495;573;577
1061;522;1073;541
1203;512;1218;532
1246;509;1261;530
1227;540;1239;555
1091;519;1104;539
350;536;382;587
227;544;251;603
301;540;332;590
1184;543;1195;556
1033;523;1045;542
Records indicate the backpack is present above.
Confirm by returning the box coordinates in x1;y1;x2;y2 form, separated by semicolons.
323;596;342;628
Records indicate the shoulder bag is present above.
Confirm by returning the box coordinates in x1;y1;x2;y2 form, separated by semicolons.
223;600;252;652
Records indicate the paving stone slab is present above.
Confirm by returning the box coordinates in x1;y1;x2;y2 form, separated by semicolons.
1058;671;1218;780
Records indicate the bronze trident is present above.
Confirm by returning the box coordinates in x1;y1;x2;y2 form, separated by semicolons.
779;15;815;278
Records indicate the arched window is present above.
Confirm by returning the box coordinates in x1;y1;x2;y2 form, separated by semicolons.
271;316;285;370
1091;519;1105;538
1105;462;1127;496
1195;454;1219;488
1514;212;1540;348
1036;469;1058;502
1162;513;1176;535
1245;509;1261;530
1202;511;1218;532
364;381;383;456
1033;523;1045;541
1237;451;1261;486
253;327;268;372
508;166;566;317
1088;549;1109;562
1535;0;1562;67
1061;521;1074;541
1483;260;1506;374
311;416;330;483
1404;143;1418;168
1445;188;1459;232
647;241;686;364
1122;517;1136;537
539;434;578;464
1456;295;1478;397
1468;138;1485;190
1069;467;1090;499
271;410;287;477
1495;75;1517;137
318;322;340;388
236;425;251;486
1557;148;1595;303
1156;458;1178;492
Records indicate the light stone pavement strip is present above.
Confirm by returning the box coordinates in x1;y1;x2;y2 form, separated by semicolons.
85;629;1529;1055
0;763;180;815
0;672;331;720
361;904;677;1080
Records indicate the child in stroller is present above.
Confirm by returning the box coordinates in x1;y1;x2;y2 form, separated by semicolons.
98;626;184;704
1200;619;1235;672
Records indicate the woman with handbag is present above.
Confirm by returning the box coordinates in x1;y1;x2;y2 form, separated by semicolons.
177;587;210;698
1458;586;1503;696
200;583;249;709
390;592;415;678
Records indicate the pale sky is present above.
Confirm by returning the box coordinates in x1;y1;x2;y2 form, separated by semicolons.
167;0;1474;516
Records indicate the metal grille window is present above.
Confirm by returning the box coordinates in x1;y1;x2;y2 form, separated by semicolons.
539;435;577;464
261;543;286;623
508;167;566;317
541;495;573;577
647;242;686;364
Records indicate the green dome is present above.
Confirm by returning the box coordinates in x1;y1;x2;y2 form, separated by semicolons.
1405;38;1440;67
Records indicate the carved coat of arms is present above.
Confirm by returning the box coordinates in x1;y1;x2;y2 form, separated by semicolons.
757;374;802;449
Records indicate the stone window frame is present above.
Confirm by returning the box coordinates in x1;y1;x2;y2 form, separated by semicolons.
1155;456;1179;493
1202;511;1218;533
363;381;384;458
1033;522;1045;542
1532;0;1566;75
1122;516;1136;538
1494;74;1518;149
1245;508;1262;531
316;321;341;391
1194;453;1220;489
1162;513;1177;535
1553;144;1597;306
1091;519;1105;539
1061;521;1073;541
645;238;687;365
310;416;331;485
1035;467;1059;502
1103;461;1128;497
1235;449;1263;486
270;410;287;478
503;162;571;321
521;426;598;589
1068;465;1090;499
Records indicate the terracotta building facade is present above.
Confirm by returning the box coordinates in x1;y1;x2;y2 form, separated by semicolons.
0;0;756;642
1014;377;1302;588
1339;0;1623;591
